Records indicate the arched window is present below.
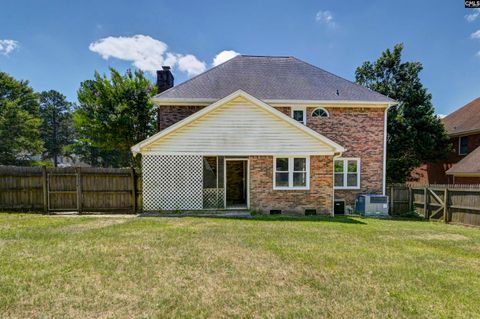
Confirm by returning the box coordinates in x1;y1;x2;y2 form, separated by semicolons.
311;107;329;118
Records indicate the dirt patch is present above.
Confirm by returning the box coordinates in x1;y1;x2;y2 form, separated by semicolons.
414;233;469;241
55;219;129;234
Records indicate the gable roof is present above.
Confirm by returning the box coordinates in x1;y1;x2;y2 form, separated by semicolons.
443;97;480;136
132;90;345;155
154;55;395;104
446;146;480;176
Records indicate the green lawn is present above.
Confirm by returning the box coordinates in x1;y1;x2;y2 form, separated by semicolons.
1;214;479;318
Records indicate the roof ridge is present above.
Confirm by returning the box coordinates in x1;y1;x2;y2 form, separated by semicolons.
240;55;293;58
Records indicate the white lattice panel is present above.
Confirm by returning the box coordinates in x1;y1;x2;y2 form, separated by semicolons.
142;155;203;211
203;188;225;209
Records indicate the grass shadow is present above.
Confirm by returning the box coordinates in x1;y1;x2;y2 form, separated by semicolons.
139;212;366;224
246;214;367;224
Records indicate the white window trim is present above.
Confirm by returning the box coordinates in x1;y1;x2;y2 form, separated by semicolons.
273;156;310;190
311;107;330;118
291;106;306;125
334;157;361;190
458;136;468;155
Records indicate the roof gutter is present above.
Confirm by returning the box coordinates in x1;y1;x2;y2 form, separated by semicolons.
152;97;397;107
448;128;480;138
445;172;480;176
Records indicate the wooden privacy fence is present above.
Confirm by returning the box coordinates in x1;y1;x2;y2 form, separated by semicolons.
0;166;142;213
388;184;480;226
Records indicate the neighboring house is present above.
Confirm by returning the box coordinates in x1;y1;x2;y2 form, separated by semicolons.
55;155;90;167
132;55;396;214
412;97;480;184
16;154;89;167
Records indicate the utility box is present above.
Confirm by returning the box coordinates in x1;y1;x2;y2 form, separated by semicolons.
355;194;389;217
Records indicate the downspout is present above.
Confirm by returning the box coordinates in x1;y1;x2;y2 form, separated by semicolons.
383;103;395;195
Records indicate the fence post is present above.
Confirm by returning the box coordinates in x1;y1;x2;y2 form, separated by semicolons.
76;167;82;214
131;167;137;214
424;187;428;219
42;166;48;214
443;188;449;223
409;187;413;212
390;186;394;214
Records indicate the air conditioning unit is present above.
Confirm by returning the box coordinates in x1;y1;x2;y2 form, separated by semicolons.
355;194;389;217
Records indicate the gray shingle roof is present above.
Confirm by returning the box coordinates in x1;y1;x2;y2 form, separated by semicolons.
155;55;395;103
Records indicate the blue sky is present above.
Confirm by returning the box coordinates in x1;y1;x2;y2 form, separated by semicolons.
1;0;479;115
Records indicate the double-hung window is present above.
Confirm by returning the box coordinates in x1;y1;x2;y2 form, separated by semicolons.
291;107;306;125
274;157;309;189
459;136;468;155
334;158;360;189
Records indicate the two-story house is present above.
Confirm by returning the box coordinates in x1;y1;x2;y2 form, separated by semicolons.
132;55;396;214
412;98;480;184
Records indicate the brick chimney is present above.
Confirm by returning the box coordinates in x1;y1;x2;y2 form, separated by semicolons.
156;66;174;93
156;66;174;131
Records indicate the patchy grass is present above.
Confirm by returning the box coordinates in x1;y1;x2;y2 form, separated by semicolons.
0;214;479;318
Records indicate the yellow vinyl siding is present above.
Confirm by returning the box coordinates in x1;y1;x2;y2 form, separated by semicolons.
144;96;335;155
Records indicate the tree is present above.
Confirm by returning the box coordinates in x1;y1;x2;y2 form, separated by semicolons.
74;68;157;167
39;90;75;166
0;72;43;165
355;44;451;183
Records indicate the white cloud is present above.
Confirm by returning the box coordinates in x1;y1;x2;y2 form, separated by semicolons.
465;8;480;22
437;114;446;119
89;34;206;77
177;54;206;77
0;39;19;55
212;50;240;67
315;10;335;28
471;30;480;39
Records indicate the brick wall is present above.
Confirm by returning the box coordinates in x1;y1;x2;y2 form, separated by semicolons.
274;106;291;116
410;162;453;185
453;176;480;184
451;134;480;157
306;107;385;205
249;155;333;214
157;105;205;131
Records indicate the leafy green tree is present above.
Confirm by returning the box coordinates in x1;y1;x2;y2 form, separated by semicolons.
355;44;450;183
0;72;43;165
39;90;75;166
74;68;157;167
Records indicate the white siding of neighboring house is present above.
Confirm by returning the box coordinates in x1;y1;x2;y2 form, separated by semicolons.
143;96;335;155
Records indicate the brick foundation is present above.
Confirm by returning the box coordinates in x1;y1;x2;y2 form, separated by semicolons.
249;155;333;215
